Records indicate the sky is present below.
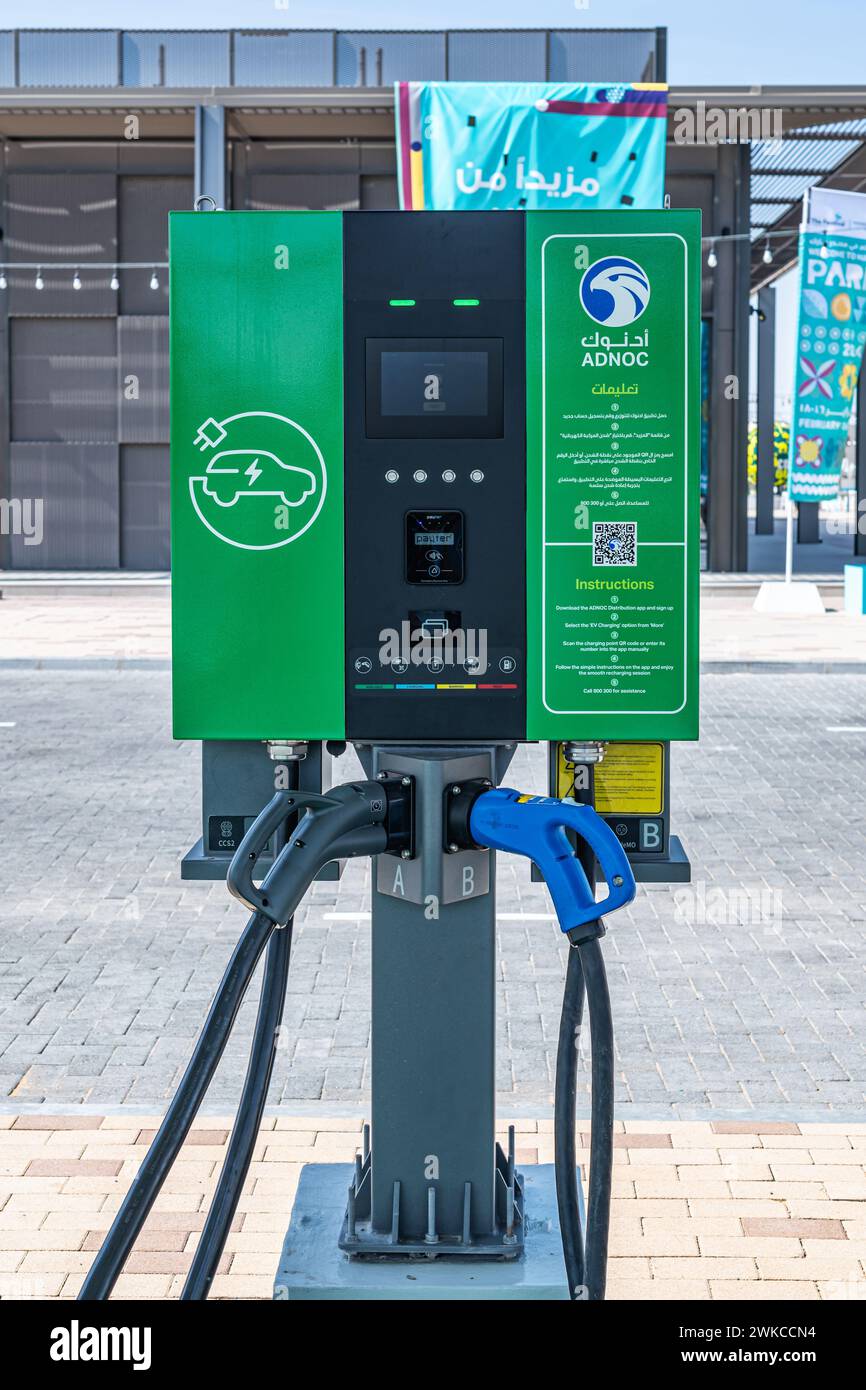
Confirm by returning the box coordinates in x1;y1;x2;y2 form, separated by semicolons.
2;0;866;87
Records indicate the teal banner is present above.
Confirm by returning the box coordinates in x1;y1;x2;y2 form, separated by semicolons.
790;226;866;502
396;81;667;212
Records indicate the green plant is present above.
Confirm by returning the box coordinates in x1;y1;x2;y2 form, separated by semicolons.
747;421;789;490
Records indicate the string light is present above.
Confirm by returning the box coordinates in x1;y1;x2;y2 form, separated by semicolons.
762;240;773;265
820;236;829;259
706;242;718;269
0;262;165;291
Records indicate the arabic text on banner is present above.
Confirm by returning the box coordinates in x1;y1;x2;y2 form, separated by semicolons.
395;81;667;212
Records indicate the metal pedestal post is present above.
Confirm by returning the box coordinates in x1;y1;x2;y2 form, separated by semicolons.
755;286;776;537
342;744;521;1256
797;501;821;545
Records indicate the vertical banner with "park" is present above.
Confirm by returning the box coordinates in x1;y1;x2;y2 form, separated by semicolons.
790;188;866;503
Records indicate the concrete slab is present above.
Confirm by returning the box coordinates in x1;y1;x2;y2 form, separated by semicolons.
274;1163;570;1300
753;581;825;615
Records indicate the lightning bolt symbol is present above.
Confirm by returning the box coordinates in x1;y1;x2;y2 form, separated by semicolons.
244;458;262;488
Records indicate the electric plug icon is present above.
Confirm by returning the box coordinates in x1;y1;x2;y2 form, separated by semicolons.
194;418;227;452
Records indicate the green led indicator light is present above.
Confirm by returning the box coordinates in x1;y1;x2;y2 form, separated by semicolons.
453;298;480;307
389;298;416;307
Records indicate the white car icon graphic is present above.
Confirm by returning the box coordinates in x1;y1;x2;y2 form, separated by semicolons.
201;449;317;508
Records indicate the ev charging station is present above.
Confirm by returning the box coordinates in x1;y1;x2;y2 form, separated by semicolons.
81;207;700;1302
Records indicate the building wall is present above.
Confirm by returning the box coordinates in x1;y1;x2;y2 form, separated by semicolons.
0;141;191;568
0;23;671;569
0;25;669;569
0;135;405;569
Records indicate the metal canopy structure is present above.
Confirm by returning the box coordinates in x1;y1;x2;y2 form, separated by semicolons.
750;119;866;289
676;91;866;295
668;88;866;291
665;87;866;567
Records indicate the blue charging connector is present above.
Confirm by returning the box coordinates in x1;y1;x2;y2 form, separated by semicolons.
450;780;637;1298
468;787;636;939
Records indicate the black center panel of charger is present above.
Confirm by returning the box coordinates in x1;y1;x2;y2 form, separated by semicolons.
343;211;527;741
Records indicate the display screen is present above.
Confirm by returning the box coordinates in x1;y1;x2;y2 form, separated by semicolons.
366;338;503;440
381;351;488;418
414;532;454;546
405;510;464;584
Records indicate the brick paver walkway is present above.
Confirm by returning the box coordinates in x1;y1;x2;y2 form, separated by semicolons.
1;1116;863;1300
1;667;865;1115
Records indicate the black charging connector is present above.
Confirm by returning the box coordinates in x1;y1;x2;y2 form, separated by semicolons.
443;776;493;852
377;772;416;859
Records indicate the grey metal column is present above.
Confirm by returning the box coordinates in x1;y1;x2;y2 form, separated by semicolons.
0;298;9;572
797;501;821;544
855;365;866;560
708;142;751;572
654;26;668;82
371;884;496;1242
755;286;776;535
370;748;496;1244
194;105;227;210
340;743;519;1256
0;143;10;571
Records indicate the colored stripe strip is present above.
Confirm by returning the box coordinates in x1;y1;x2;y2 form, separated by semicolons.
542;99;668;119
477;683;519;689
436;683;476;690
396;81;413;210
409;145;425;211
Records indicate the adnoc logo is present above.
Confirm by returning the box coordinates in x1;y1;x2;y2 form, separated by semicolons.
189;410;327;551
579;256;651;328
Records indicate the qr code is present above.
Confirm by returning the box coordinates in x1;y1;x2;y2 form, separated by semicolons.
592;521;637;566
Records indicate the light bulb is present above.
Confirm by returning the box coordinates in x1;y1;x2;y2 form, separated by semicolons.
820;238;829;259
707;245;718;268
0;270;7;290
149;270;159;291
72;269;82;290
762;241;773;265
35;268;44;290
110;271;119;291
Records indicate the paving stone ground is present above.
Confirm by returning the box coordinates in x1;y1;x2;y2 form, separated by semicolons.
0;668;865;1117
1;1115;865;1300
2;584;865;666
